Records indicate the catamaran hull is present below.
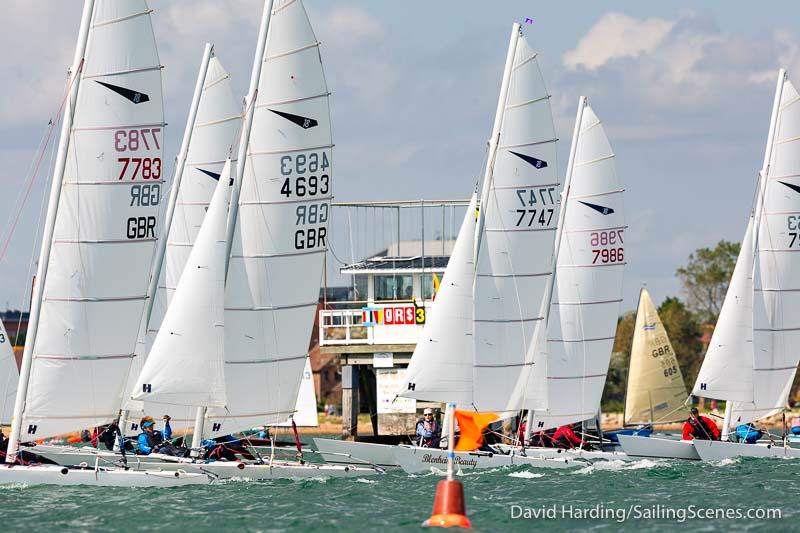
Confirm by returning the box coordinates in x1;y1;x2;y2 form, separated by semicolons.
27;445;381;479
493;444;631;462
0;464;209;487
313;438;399;468
616;435;700;460
391;445;581;474
693;439;800;461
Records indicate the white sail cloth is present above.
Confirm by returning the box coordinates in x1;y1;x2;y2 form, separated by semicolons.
0;320;18;424
745;78;800;423
208;0;332;436
123;54;241;431
399;195;477;406
273;357;318;427
132;161;230;409
21;0;164;439
624;289;687;425
692;219;755;404
473;35;559;413
526;103;625;429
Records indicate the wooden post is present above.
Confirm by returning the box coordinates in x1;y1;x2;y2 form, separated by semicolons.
342;365;360;440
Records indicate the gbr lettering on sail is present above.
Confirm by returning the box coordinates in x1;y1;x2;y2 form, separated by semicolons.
279;150;330;250
113;126;163;240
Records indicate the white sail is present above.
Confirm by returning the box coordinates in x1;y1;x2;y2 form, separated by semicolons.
273;357;318;427
20;0;164;439
131;161;230;408
744;77;800;423
527;103;625;430
473;35;559;412
208;0;331;436
624;289;688;425
399;195;477;406
148;56;242;343
691;219;755;403
122;54;242;430
0;320;18;425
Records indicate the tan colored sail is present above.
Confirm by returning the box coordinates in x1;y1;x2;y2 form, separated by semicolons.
624;289;688;425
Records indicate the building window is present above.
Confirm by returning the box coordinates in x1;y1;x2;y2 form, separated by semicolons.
353;276;368;301
374;274;413;301
422;274;439;300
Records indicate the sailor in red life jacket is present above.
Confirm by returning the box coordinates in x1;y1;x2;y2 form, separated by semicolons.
552;423;586;449
682;407;721;441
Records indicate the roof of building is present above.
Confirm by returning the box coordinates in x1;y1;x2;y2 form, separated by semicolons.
340;255;449;275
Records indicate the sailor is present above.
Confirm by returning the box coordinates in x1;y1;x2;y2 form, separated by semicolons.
552;423;587;449
682;407;721;441
791;416;800;436
136;415;173;455
735;422;764;444
415;408;441;447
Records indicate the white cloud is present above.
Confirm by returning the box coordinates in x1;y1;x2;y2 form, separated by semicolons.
563;13;674;71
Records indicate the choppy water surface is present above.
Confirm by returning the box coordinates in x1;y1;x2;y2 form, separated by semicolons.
3;441;799;532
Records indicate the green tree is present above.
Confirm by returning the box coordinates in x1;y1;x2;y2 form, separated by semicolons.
657;297;704;387
602;311;636;410
676;240;740;323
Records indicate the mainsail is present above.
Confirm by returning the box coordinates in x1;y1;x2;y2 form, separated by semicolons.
273;357;319;427
473;32;559;413
131;162;230;409
208;0;332;436
624;289;687;425
148;56;242;344
400;195;478;406
17;0;164;440
745;76;800;422
526;103;625;430
0;320;17;425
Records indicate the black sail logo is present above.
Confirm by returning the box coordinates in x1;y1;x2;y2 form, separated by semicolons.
579;201;615;215
780;180;800;195
96;81;150;104
197;168;222;181
510;150;548;169
269;109;318;129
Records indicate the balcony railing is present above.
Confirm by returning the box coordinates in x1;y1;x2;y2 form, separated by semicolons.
319;300;433;346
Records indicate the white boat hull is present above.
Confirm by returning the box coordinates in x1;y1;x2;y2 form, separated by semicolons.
313;438;399;468
616;435;700;460
493;444;631;462
28;444;381;479
693;439;800;461
391;445;581;474
0;464;209;487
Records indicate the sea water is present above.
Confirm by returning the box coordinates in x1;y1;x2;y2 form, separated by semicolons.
2;440;798;531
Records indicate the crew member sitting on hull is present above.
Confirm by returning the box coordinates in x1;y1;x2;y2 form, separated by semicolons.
137;415;189;457
735;422;764;444
552;423;590;449
682;407;721;441
791;416;800;436
416;408;441;447
202;435;257;461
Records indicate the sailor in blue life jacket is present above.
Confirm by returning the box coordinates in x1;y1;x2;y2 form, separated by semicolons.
791;417;800;436
136;415;172;455
416;408;441;447
735;423;764;444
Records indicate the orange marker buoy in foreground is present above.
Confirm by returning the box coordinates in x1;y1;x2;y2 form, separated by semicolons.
424;479;471;528
423;403;471;529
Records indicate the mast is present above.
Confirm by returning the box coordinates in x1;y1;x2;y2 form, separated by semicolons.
117;43;215;447
474;23;520;262
142;42;215;330
224;0;274;276
6;0;95;463
524;96;586;442
721;401;733;441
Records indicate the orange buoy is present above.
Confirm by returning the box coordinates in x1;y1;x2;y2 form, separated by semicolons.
423;479;471;529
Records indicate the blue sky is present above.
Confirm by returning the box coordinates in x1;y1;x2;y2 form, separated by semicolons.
2;1;799;312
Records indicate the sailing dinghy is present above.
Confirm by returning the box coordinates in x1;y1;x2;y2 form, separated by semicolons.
693;69;800;461
1;0;209;486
